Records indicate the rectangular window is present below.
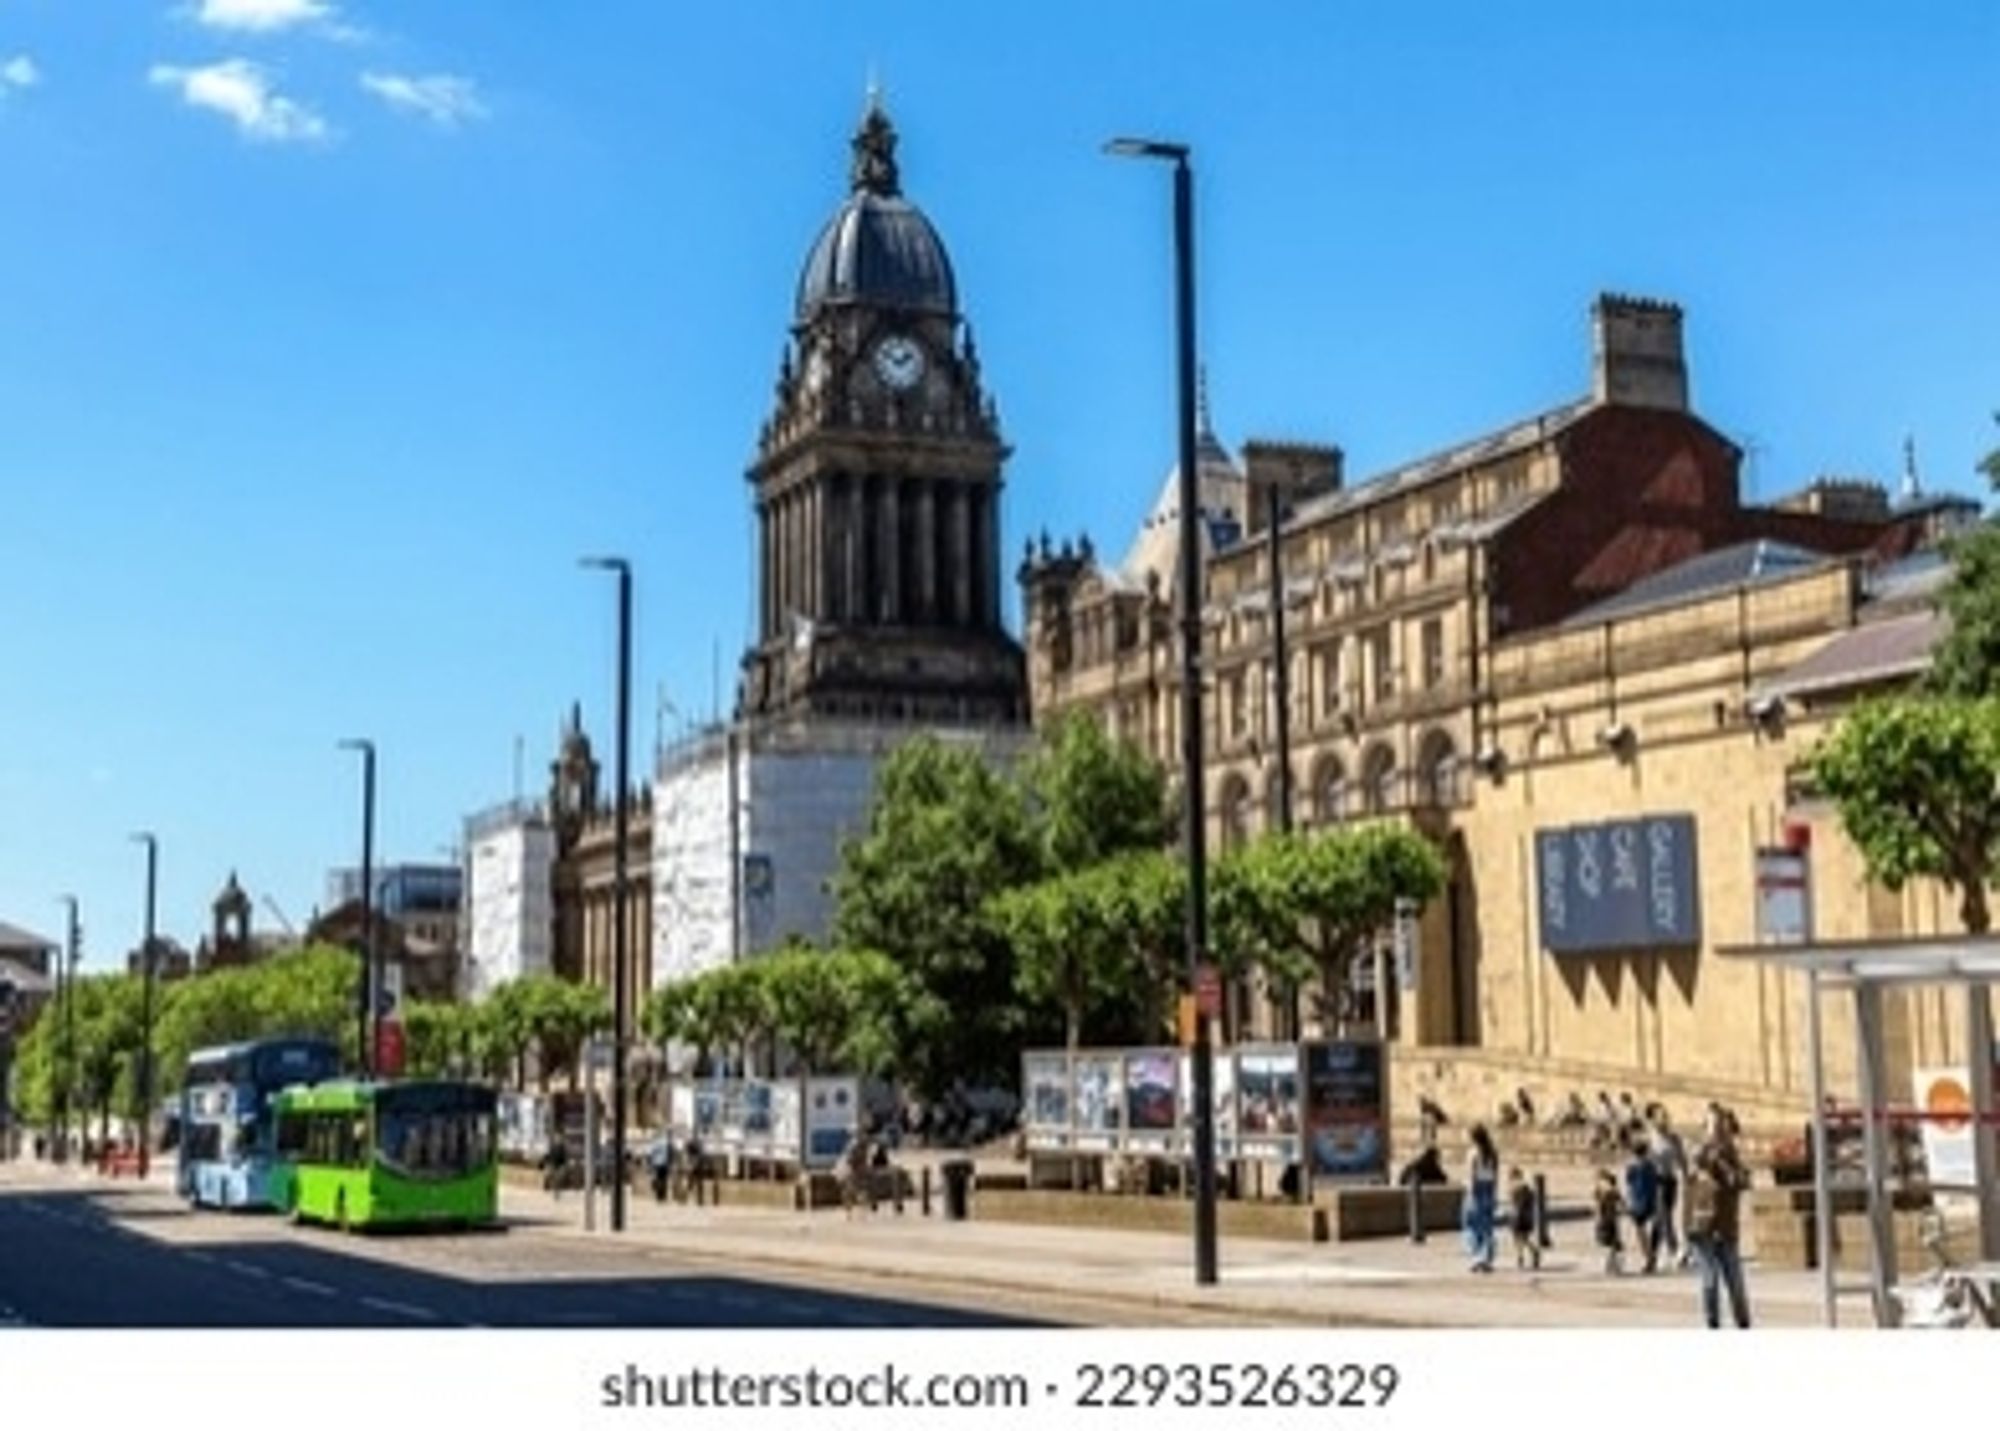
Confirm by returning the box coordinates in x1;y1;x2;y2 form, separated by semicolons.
1227;671;1249;741
1369;628;1395;705
1316;644;1340;719
1422;618;1446;690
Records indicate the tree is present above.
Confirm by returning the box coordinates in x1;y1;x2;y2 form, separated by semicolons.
1249;824;1447;1029
990;866;1140;1058
1812;696;2000;933
831;735;1041;1095
1930;416;2000;698
1022;711;1170;873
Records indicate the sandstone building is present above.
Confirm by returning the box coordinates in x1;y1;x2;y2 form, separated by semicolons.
1021;294;1985;1126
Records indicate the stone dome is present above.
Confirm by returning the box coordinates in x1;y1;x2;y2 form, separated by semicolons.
794;98;956;322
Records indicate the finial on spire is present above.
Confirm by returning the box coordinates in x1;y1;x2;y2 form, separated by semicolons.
850;81;900;196
1197;364;1214;439
864;64;882;117
1901;434;1922;503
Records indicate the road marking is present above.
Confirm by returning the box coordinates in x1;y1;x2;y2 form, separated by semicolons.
775;1299;823;1318
360;1296;439;1322
182;1251;216;1265
282;1277;337;1298
224;1261;271;1280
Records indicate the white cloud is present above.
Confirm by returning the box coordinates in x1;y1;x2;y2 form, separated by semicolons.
1;54;40;92
360;71;486;128
148;59;331;144
192;0;334;33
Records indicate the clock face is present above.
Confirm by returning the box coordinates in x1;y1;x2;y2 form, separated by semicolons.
872;334;925;390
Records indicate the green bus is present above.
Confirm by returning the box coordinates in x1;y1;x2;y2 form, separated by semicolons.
271;1080;499;1232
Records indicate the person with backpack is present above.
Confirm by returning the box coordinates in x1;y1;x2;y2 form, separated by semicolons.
1648;1106;1691;1269
1622;1131;1661;1273
1686;1104;1753;1328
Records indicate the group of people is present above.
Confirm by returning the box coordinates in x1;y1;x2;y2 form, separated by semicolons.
1457;1100;1755;1328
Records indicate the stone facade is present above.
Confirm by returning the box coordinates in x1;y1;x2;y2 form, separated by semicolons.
1021;292;1986;1121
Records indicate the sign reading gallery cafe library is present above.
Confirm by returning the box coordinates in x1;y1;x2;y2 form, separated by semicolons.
1535;814;1701;953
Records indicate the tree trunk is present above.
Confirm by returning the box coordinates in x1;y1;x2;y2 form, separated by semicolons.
1961;879;1992;936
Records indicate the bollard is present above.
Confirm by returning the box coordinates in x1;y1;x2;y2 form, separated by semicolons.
921;1165;933;1217
1534;1173;1552;1249
1407;1178;1426;1243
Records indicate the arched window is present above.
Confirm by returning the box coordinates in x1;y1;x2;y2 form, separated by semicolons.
1309;756;1346;826
1220;774;1253;852
1361;744;1399;814
1416;729;1459;808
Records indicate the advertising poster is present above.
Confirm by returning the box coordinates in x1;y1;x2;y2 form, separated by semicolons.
1178;1052;1238;1157
1238;1047;1300;1136
804;1078;859;1167
1914;1060;1999;1190
770;1082;801;1158
1302;1038;1388;1181
1073;1054;1119;1149
1023;1054;1071;1135
1124;1051;1178;1144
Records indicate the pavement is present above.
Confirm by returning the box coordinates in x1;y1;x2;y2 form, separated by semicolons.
501;1163;1838;1329
0;1153;1846;1327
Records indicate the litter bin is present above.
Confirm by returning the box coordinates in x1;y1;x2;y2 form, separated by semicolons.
941;1158;974;1221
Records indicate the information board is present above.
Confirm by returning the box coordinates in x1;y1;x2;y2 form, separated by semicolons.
1536;813;1701;953
1301;1038;1387;1180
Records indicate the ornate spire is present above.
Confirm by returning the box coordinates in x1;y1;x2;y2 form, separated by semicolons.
850;85;900;197
1901;434;1922;503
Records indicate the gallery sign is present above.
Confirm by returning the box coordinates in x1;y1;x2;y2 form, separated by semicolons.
1535;813;1701;954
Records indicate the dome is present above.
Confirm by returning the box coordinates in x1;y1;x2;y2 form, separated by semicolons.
794;97;957;322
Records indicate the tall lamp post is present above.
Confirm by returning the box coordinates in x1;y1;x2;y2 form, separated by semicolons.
339;739;377;1076
582;555;632;1235
56;895;79;1159
1105;134;1219;1286
130;832;158;1176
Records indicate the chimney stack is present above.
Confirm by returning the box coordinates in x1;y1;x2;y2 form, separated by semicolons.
1591;293;1688;411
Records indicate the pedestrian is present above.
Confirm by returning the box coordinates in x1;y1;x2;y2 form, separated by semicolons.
647;1136;673;1203
1508;1167;1541;1270
1461;1123;1500;1273
841;1130;876;1219
1648;1107;1690;1269
1622;1132;1660;1273
1594;1169;1626;1274
543;1135;569;1199
1687;1104;1753;1328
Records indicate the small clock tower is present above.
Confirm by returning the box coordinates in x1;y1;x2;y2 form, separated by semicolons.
740;94;1026;726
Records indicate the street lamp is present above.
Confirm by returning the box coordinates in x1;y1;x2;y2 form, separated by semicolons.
56;895;79;1160
1105;133;1220;1286
339;738;377;1077
130;832;158;1177
581;554;633;1235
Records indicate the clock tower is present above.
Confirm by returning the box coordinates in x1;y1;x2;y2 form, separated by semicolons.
740;95;1027;725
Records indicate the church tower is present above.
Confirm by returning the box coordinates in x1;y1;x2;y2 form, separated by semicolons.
739;94;1027;725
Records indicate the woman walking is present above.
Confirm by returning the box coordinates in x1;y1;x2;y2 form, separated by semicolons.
1462;1124;1501;1273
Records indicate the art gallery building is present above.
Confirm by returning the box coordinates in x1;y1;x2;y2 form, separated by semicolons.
1020;293;1989;1133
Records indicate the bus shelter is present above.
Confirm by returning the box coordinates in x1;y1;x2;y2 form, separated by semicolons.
1718;935;2000;1327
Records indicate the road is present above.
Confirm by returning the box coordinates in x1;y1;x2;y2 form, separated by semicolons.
0;1174;1049;1329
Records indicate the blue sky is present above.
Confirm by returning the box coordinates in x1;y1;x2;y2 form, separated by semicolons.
2;2;1995;964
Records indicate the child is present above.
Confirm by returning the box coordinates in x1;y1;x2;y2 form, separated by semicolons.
1508;1168;1541;1270
1594;1168;1625;1274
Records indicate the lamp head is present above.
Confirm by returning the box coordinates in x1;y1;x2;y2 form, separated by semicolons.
1104;136;1188;162
580;555;629;575
338;737;373;756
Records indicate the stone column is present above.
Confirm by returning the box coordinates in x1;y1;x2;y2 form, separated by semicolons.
758;498;773;642
879;479;901;624
916;480;937;624
970;488;994;629
773;491;791;629
847;474;866;625
950;481;972;627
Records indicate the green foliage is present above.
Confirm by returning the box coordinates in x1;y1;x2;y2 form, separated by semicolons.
1812;695;2000;933
991;864;1144;1053
831;735;1041;1095
12;971;144;1130
1022;712;1170;872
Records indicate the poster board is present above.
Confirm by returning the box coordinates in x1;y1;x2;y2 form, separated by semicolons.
1301;1037;1388;1181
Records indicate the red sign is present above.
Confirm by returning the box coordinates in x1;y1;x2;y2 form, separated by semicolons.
1193;963;1223;1019
375;1021;405;1078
